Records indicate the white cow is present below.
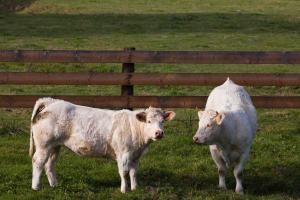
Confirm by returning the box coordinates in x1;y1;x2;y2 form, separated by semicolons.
193;78;257;194
29;98;175;193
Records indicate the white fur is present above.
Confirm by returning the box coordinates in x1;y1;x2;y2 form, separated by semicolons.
29;98;175;193
193;78;257;194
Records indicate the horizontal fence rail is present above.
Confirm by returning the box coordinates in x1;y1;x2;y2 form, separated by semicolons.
0;49;299;109
0;72;300;86
1;50;300;64
0;95;299;109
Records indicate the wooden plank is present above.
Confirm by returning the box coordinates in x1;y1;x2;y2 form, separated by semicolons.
121;47;135;110
0;50;129;63
0;95;299;108
0;50;300;64
0;72;126;85
0;95;128;108
0;72;300;86
132;51;300;64
129;73;300;86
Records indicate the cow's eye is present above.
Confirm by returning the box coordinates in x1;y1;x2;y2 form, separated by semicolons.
206;124;211;128
148;120;151;123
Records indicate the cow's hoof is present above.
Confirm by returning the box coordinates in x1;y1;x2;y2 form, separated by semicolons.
236;189;244;195
131;187;137;191
32;186;40;191
49;183;57;188
218;185;227;190
120;187;128;193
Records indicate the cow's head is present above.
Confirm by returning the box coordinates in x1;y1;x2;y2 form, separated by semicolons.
136;107;175;141
193;109;225;145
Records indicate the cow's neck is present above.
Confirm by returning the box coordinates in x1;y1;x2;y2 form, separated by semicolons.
215;122;233;152
130;117;148;148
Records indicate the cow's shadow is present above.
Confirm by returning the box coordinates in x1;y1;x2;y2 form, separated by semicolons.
244;163;300;197
82;161;300;198
85;177;120;191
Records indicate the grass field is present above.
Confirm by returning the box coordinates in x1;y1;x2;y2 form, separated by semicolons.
0;0;300;199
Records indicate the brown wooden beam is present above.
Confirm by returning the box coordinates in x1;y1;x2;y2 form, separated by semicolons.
129;73;300;86
0;72;300;86
0;50;299;64
0;95;299;108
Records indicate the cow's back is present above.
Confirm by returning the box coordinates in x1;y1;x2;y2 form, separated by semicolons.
206;79;252;110
206;78;257;135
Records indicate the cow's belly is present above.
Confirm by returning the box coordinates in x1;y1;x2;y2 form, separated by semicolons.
228;151;241;164
212;145;242;166
63;135;115;158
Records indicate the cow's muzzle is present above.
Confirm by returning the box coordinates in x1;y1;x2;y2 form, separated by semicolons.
155;130;164;140
193;136;203;144
193;136;200;144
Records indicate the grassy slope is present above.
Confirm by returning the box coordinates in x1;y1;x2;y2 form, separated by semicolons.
0;0;299;199
1;0;300;51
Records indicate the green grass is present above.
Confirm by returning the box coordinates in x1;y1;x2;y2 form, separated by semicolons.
0;0;299;199
0;109;299;199
1;0;300;50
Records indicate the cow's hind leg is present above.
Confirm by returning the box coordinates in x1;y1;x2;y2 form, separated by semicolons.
44;146;60;187
32;147;51;190
233;161;244;194
210;145;227;190
233;151;249;194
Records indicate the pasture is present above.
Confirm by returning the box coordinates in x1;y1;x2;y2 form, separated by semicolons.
0;0;299;199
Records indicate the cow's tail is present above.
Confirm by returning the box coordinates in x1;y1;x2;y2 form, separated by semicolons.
29;127;34;158
29;97;56;158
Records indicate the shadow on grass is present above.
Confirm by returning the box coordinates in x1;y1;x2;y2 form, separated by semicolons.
85;177;120;192
82;162;300;198
0;119;25;135
0;0;35;12
83;167;216;196
0;13;299;37
245;163;300;198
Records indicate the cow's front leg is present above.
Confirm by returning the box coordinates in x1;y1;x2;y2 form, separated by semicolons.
117;155;130;193
129;160;139;191
210;145;227;189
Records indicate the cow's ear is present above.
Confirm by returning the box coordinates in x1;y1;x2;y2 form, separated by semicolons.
198;110;204;119
136;112;147;122
215;112;225;125
164;111;176;121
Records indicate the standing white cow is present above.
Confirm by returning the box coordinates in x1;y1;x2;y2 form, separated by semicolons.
29;98;175;193
193;78;257;194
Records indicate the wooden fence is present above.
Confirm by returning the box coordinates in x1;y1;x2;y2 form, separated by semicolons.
0;48;300;109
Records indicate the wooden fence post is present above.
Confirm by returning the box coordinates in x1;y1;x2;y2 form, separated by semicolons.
121;47;135;110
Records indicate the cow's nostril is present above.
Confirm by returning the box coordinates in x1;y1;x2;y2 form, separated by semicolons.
155;131;163;138
193;136;199;142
